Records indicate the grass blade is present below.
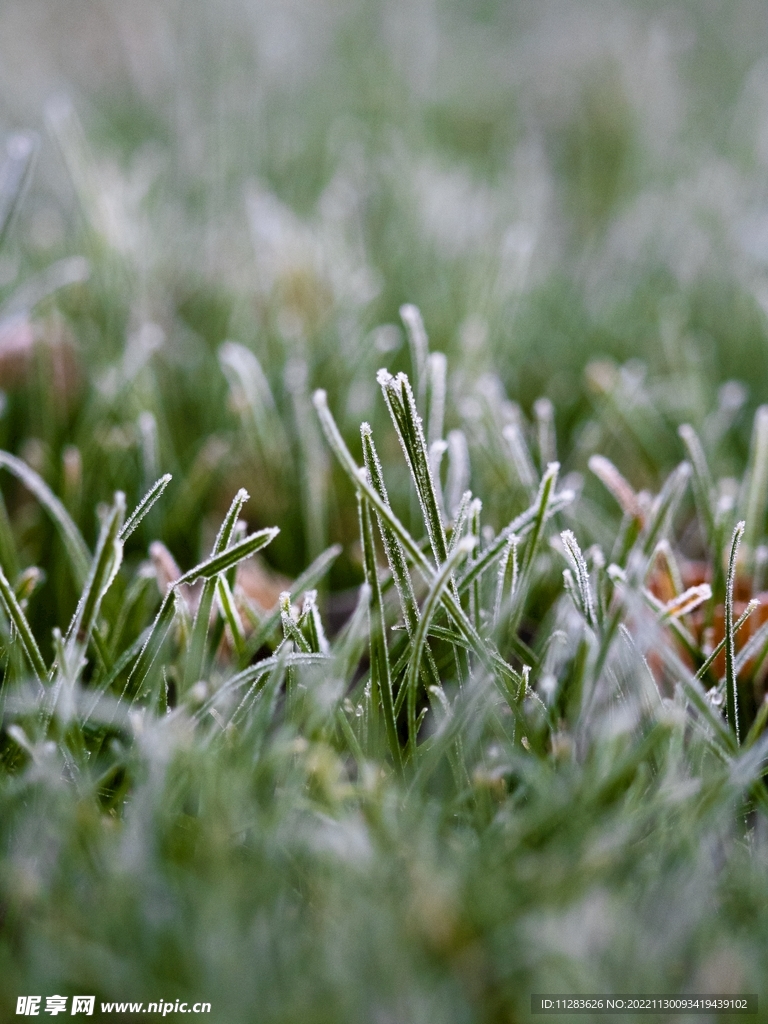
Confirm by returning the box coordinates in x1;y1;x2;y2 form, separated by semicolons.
560;530;596;630
65;493;125;653
378;370;449;570
0;450;90;586
241;543;342;661
739;406;768;557
177;526;280;586
359;494;401;769
403;537;474;754
678;424;716;549
400;304;429;404
0;133;37;249
725;520;745;744
0;565;47;687
120;474;172;541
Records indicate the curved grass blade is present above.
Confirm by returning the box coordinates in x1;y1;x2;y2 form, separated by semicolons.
588;454;643;522
507;463;559;634
0;451;90;586
0;565;46;687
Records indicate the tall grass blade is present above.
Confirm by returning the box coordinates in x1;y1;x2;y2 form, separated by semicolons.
678;424;716;548
219;341;290;465
403;537;474;753
314;390;524;688
216;577;246;661
739;406;768;558
361;424;420;636
445;429;470;519
725;521;745;743
639;461;691;560
378;370;449;570
65;493;125;653
359;495;401;769
400;304;429;404
494;535;519;628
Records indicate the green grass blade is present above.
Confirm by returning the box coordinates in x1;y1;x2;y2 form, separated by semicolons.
404;537;474;754
361;424;420;636
678;424;716;549
65;494;125;652
0;564;47;687
739;406;768;557
359;494;401;769
184;489;260;689
177;526;280;586
216;576;246;661
0;450;90;586
693;598;757;683
725;520;745;744
560;530;596;630
120;474;172;542
378;370;449;570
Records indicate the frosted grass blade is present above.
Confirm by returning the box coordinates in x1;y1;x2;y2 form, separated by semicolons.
0;565;47;687
120;475;172;542
725;521;745;743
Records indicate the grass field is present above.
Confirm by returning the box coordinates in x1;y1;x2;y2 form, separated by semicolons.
2;1;768;1021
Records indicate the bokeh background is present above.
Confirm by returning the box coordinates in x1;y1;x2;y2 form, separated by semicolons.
3;1;768;588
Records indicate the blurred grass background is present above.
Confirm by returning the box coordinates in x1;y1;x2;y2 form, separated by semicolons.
2;0;768;586
3;1;768;1019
